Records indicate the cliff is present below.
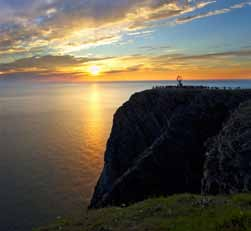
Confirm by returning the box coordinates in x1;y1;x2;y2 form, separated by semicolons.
90;87;251;208
202;100;251;194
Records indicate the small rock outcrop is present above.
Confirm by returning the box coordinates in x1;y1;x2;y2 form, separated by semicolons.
202;100;251;194
90;87;251;208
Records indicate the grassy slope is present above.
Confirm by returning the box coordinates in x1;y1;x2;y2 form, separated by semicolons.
35;194;251;231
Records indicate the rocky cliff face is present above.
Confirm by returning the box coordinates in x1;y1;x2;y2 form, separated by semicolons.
90;87;251;208
202;100;251;194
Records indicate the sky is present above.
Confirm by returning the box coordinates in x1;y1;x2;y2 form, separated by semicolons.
0;0;251;81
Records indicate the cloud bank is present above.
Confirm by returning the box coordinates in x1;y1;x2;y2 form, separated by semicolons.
0;0;250;80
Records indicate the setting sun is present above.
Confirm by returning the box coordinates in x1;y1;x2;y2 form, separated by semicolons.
89;66;101;76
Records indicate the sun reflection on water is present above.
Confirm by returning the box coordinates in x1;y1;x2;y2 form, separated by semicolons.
82;84;108;171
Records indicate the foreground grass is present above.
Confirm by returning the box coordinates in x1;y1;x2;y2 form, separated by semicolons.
34;194;251;231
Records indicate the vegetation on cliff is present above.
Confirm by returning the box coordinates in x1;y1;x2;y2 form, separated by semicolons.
35;193;251;231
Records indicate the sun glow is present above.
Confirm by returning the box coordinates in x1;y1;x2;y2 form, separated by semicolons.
89;65;101;76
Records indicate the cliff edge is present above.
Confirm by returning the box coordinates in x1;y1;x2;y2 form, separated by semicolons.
90;87;251;208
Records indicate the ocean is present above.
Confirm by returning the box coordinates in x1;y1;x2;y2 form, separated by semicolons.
0;80;251;230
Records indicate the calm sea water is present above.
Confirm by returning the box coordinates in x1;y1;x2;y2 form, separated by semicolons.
0;80;251;231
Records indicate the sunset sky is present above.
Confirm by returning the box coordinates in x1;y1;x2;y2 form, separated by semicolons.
0;0;251;81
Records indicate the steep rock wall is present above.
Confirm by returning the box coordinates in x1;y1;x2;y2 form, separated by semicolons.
90;88;251;208
202;100;251;194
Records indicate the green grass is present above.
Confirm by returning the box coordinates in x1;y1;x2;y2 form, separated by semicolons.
34;194;251;231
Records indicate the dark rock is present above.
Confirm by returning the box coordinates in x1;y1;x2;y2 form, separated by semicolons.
202;100;251;194
90;87;251;208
